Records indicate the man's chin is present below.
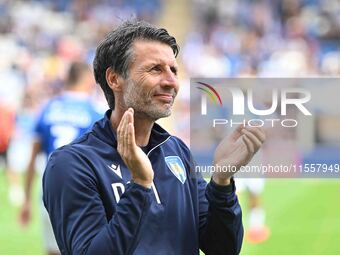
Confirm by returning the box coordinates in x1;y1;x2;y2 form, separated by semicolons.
133;107;172;121
149;108;172;120
152;111;172;120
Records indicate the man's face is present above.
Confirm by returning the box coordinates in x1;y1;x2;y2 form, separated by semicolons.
122;40;179;120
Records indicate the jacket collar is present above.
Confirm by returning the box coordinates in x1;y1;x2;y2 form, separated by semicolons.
93;109;171;151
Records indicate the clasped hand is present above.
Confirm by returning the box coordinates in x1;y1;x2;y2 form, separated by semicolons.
212;125;266;185
117;108;154;188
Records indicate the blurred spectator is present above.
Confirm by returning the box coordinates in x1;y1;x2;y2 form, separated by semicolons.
0;102;23;206
19;61;102;255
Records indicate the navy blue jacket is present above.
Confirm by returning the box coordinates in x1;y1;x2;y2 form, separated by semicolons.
43;110;243;255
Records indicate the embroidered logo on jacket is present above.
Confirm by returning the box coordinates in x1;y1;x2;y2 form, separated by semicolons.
165;156;187;184
108;164;122;178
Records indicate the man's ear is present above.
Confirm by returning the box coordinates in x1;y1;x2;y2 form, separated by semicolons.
106;67;123;92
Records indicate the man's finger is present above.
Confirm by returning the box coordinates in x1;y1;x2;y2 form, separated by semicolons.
242;129;262;149
118;109;136;158
127;122;135;156
127;108;135;146
124;110;133;155
117;109;128;133
242;134;254;154
230;124;245;141
244;126;266;143
119;111;128;155
128;108;134;126
123;111;130;156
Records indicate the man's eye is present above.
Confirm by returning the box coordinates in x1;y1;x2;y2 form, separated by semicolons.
151;66;161;72
171;67;178;75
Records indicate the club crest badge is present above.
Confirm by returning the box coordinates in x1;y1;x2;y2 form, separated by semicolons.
165;156;187;184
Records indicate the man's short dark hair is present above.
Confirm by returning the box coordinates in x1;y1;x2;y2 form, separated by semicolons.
66;61;90;87
93;20;179;109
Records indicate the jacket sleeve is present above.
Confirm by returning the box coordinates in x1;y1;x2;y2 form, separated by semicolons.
198;176;244;255
42;148;153;255
173;136;243;254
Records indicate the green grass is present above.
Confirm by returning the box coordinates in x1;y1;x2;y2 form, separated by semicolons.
1;171;340;255
0;171;44;255
239;179;340;255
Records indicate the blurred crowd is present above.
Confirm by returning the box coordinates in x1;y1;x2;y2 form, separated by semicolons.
0;0;163;175
183;0;340;77
0;0;163;112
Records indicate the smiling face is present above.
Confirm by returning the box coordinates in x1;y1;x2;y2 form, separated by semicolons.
122;40;179;120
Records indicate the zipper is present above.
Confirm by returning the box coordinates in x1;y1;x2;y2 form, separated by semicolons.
146;136;172;204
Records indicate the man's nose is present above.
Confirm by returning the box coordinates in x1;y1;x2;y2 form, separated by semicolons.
161;67;178;89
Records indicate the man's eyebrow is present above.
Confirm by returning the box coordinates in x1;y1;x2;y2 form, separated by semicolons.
143;61;178;69
144;62;160;67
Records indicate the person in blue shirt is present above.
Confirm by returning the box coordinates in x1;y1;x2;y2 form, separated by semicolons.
20;61;102;255
43;20;266;255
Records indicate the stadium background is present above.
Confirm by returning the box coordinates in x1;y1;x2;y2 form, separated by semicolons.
0;0;340;254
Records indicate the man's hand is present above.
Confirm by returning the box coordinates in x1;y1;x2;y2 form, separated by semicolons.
19;200;31;227
117;108;154;188
212;125;266;185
